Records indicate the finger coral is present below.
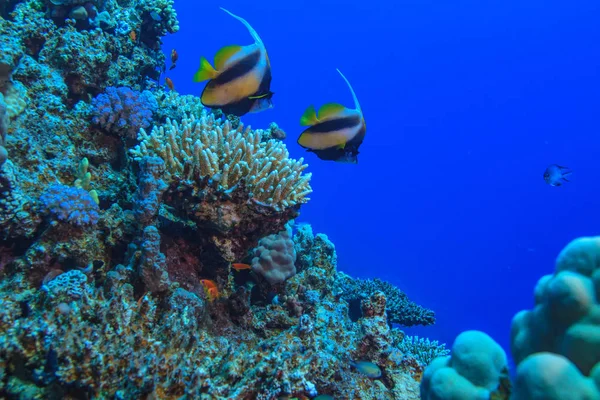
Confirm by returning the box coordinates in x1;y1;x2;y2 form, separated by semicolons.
130;111;312;208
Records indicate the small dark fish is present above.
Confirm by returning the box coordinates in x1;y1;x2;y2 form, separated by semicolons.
193;8;273;117
171;48;178;64
149;11;162;21
169;64;177;71
544;164;572;187
297;69;366;163
350;360;381;378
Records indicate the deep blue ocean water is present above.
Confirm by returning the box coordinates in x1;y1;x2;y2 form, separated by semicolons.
164;0;600;360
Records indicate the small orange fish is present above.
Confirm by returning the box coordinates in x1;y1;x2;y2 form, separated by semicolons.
129;30;137;42
231;263;251;271
171;49;178;64
200;279;219;301
165;77;174;91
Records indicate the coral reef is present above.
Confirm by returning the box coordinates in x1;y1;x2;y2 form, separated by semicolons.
130;112;312;265
0;1;443;398
0;225;426;399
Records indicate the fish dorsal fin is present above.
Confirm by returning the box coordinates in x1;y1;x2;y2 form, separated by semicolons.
214;45;243;70
220;7;265;48
336;68;361;114
300;105;319;126
318;103;346;120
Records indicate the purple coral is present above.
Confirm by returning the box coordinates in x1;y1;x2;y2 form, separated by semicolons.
91;86;157;138
40;184;99;226
252;224;297;285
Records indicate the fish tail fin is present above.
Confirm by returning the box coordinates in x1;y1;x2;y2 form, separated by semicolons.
220;7;265;48
193;57;218;82
337;68;362;114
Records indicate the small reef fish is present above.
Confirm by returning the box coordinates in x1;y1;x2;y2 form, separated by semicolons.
165;77;174;91
129;30;137;42
297;69;366;163
193;7;273;116
231;263;251;271
170;49;178;70
350;360;381;378
200;279;219;301
544;164;572;187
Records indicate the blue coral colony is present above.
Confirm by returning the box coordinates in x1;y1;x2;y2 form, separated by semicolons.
0;0;596;399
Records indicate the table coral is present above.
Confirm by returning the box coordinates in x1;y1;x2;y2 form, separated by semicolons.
334;272;436;327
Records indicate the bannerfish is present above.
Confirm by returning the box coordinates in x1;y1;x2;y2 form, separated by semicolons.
350;360;381;378
544;164;572;187
297;69;366;163
193;7;273;116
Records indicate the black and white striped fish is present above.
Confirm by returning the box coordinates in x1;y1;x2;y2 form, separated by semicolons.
193;8;273;116
297;69;366;163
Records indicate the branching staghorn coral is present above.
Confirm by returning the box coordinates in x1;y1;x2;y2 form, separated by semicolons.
130;111;312;208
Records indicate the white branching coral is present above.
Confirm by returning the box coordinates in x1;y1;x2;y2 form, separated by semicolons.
130;111;312;208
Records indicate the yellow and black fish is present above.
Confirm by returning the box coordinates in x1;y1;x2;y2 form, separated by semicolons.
193;8;273;116
297;69;366;163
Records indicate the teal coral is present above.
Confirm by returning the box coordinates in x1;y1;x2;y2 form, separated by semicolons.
397;335;450;366
422;236;600;400
335;273;436;327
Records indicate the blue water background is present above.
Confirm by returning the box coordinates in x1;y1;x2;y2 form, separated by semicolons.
163;0;600;357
